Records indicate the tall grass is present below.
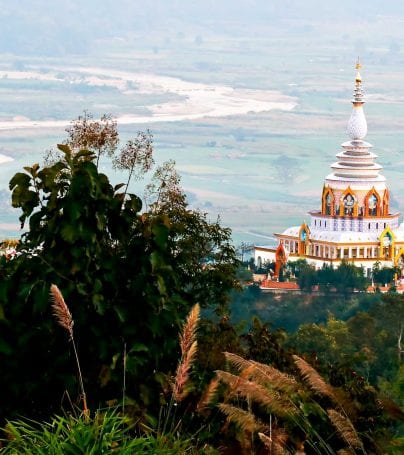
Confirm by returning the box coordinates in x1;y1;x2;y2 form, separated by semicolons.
50;284;88;417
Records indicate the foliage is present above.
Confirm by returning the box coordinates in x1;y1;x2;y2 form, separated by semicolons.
230;284;381;333
371;294;404;363
372;262;399;286
0;411;213;454
290;315;353;366
240;317;290;369
289;310;400;385
295;260;369;294
1;411;137;454
0;121;239;421
296;260;318;291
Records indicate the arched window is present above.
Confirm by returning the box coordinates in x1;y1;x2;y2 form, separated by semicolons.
325;193;332;215
368;194;377;216
381;232;393;259
322;188;334;216
343;193;355;216
298;224;309;256
365;188;380;217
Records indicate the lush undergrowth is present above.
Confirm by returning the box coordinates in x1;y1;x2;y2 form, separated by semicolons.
1;411;217;454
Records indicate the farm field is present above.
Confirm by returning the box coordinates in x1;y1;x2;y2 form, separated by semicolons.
1;16;404;245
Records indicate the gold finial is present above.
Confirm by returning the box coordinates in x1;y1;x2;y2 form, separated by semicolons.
355;57;362;85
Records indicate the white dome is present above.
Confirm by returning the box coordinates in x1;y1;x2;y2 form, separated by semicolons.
347;106;367;140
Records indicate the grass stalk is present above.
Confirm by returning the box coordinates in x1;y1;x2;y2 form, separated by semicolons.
50;284;89;418
123;341;127;414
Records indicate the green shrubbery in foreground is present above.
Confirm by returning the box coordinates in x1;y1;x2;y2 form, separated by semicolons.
0;115;238;422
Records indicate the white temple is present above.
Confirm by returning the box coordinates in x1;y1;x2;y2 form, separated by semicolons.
255;61;404;278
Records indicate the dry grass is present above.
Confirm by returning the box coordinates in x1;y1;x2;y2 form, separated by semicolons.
197;377;220;411
215;370;295;417
293;355;336;401
172;303;200;402
224;352;298;394
179;303;200;354
50;284;73;340
218;403;267;434
202;352;371;454
258;431;290;455
327;409;365;452
50;284;88;417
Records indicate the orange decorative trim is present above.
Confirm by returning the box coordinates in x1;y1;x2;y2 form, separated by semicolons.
274;243;287;277
383;189;389;216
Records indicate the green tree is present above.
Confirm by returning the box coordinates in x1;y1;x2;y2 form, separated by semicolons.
334;261;368;296
290;315;353;366
372;294;404;363
296;261;317;291
0;130;238;421
285;258;308;278
317;263;335;292
372;262;398;286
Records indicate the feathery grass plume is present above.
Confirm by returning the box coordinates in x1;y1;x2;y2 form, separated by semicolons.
224;351;253;372
248;362;298;394
172;304;200;402
216;370;295;417
258;431;290;455
333;388;358;421
224;352;298;394
215;369;241;390
327;409;364;452
197;377;220;411
179;303;200;354
50;284;73;340
293;355;336;401
50;284;88;417
173;340;197;402
218;403;267;434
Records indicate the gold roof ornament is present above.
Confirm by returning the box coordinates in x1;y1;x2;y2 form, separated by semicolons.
355;57;362;85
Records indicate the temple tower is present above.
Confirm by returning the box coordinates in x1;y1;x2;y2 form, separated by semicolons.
255;61;404;277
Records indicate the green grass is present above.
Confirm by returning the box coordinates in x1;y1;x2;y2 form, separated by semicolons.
1;411;216;454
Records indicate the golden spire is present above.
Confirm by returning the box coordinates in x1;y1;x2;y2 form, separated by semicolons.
355;57;362;85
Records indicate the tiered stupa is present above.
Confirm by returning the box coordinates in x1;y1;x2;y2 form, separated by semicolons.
255;61;404;278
